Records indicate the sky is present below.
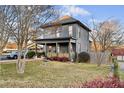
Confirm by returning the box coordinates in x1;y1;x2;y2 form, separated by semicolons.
59;5;124;28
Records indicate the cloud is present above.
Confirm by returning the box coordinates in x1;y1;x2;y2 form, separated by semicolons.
60;5;91;17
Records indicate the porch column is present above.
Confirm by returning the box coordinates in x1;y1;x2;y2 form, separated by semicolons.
44;43;47;57
56;43;59;56
69;41;73;61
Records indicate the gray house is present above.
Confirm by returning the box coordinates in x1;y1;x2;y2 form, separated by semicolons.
35;16;91;61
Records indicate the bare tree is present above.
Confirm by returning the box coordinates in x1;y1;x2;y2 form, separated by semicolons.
90;20;103;66
8;5;59;74
90;18;124;66
0;5;17;62
0;10;9;56
0;6;16;74
98;20;124;52
0;6;14;56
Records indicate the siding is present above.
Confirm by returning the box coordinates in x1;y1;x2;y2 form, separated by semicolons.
41;23;89;54
44;30;56;38
75;24;89;53
59;25;69;37
72;24;76;38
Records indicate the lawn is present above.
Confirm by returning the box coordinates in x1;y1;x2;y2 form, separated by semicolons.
0;61;111;87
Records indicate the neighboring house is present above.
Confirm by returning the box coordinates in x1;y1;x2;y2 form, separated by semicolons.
112;48;124;61
4;42;17;51
3;42;42;52
35;15;91;61
27;42;43;52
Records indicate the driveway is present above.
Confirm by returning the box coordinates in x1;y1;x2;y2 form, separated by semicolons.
0;55;8;60
0;58;43;64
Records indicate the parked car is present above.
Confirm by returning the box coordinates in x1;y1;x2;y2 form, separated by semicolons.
7;50;28;59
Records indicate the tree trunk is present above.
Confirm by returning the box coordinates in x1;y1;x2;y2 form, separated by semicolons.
93;40;102;66
22;44;28;73
35;43;38;58
16;45;25;74
96;52;105;67
23;48;28;62
96;52;101;67
0;50;3;75
0;51;2;60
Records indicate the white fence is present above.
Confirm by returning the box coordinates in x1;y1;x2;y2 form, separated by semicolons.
90;52;111;64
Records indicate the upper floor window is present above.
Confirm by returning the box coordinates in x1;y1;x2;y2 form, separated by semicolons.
69;26;73;36
79;30;81;38
78;43;81;52
78;27;81;38
56;29;60;37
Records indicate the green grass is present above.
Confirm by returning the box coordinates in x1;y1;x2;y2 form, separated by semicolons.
0;61;111;87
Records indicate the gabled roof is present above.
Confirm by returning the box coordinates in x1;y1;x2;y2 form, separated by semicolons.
40;15;91;32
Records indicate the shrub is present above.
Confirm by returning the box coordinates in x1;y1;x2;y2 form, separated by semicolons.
78;52;90;63
112;57;119;79
36;52;45;58
47;56;69;62
73;77;124;88
26;51;35;58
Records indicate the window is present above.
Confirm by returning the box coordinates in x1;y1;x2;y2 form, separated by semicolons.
60;44;68;53
78;43;80;52
79;28;81;38
56;27;63;37
78;43;81;52
56;30;60;37
69;26;73;36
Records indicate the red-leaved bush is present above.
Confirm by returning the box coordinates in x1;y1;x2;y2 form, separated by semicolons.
71;77;124;88
47;56;69;62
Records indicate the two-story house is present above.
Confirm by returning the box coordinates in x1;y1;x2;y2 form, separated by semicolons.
35;16;91;61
